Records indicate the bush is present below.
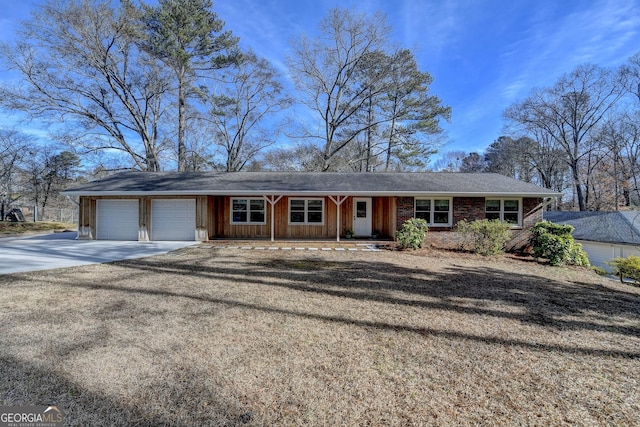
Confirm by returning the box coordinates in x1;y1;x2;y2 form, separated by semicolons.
530;221;590;267
568;241;590;266
456;219;511;256
590;266;608;276
607;255;640;284
396;218;428;250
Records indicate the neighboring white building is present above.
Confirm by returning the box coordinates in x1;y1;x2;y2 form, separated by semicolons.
544;211;640;271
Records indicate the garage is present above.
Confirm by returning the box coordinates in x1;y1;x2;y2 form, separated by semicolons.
96;199;139;240
579;241;616;270
151;199;196;241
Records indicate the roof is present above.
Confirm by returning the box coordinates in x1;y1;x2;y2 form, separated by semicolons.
62;171;560;198
544;211;640;245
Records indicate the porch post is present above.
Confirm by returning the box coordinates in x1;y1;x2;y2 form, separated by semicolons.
328;195;348;242
264;195;283;242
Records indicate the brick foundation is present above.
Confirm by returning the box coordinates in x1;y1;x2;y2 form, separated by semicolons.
424;230;464;249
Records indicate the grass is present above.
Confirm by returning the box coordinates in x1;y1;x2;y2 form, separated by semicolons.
0;221;76;235
0;247;639;426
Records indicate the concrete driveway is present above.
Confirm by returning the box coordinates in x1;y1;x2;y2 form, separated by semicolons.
0;232;196;274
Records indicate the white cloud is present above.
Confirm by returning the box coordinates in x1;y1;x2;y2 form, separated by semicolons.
498;0;640;103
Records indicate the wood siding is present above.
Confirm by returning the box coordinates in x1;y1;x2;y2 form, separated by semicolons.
209;196;395;239
80;194;541;242
372;196;394;238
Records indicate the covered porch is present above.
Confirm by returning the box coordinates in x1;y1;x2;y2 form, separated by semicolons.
207;195;397;242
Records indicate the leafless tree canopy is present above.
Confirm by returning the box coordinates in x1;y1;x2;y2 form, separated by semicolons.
287;8;450;171
0;0;172;171
2;2;640;212
199;51;293;171
504;64;626;210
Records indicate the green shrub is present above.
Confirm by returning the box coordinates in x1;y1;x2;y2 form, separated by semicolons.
590;266;608;276
530;221;590;267
456;219;511;256
568;241;590;266
607;255;640;284
396;218;428;250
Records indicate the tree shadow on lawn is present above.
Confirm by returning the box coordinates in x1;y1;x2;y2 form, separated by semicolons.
2;253;639;424
0;354;254;426
110;254;640;339
15;252;636;359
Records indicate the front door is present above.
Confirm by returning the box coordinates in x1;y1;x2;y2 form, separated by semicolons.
352;197;372;237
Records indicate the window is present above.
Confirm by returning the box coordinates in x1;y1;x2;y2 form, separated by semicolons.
415;199;430;221
485;199;521;226
433;199;450;224
289;198;324;225
414;198;451;226
231;198;265;224
356;201;367;218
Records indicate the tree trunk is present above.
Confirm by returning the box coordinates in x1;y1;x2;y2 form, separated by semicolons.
322;121;335;171
623;188;631;207
365;96;373;172
145;144;160;172
386;111;397;171
571;160;586;211
177;71;187;172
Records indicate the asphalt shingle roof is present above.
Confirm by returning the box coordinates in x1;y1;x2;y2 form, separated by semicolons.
544;211;640;245
63;171;559;197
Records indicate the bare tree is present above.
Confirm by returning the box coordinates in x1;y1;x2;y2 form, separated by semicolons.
0;0;172;171
200;51;292;171
621;52;640;103
344;50;389;172
616;52;640;206
288;8;391;171
504;64;625;210
260;145;325;172
431;151;467;172
597;112;640;207
21;145;81;218
0;129;31;218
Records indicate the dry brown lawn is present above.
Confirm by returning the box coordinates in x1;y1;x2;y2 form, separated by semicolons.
0;246;639;426
0;221;76;235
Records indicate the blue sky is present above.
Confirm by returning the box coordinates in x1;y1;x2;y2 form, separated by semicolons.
1;0;639;157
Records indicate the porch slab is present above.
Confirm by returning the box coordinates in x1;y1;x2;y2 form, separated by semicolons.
195;241;387;252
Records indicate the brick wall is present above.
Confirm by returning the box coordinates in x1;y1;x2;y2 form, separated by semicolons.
398;196;545;252
453;197;485;224
396;197;414;229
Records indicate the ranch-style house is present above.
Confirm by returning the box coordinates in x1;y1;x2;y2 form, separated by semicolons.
62;171;559;248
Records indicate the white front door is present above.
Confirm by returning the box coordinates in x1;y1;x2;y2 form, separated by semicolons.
353;197;372;237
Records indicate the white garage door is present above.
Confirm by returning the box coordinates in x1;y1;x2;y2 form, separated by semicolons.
96;199;139;241
580;241;615;270
151;199;196;241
